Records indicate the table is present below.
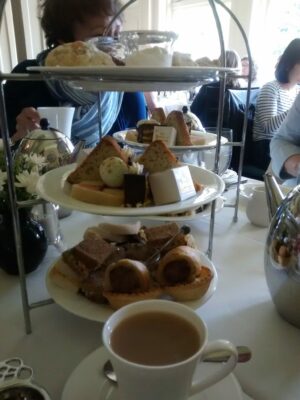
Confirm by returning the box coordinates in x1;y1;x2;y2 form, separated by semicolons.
1;187;300;400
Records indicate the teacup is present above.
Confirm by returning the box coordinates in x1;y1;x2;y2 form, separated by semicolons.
246;185;270;227
102;300;238;400
37;107;75;138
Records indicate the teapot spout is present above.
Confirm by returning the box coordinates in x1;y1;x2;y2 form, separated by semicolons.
264;173;285;220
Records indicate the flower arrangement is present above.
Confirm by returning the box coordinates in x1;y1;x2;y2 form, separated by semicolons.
0;150;46;209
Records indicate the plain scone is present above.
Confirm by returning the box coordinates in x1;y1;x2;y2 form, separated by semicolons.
45;41;115;67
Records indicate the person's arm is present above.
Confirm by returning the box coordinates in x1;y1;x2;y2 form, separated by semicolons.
10;107;40;144
255;83;289;136
270;93;300;179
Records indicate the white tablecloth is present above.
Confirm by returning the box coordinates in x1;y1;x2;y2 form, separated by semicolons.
1;187;300;400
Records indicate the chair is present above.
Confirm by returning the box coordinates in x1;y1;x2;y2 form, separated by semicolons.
191;85;263;179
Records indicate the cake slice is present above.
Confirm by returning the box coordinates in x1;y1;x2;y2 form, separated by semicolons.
62;236;115;278
67;136;128;184
151;107;167;124
166;110;192;146
139;140;179;173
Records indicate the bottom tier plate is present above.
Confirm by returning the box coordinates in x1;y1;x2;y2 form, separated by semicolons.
62;346;244;400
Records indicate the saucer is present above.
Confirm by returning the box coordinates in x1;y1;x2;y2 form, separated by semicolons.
62;347;244;400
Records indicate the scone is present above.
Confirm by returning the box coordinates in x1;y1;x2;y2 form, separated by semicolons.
45;41;115;67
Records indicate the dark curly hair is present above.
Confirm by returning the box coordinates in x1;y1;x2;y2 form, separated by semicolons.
275;38;300;83
39;0;123;48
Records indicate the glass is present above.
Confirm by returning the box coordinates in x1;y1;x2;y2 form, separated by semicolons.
198;128;233;175
31;203;66;252
119;30;178;67
87;36;126;62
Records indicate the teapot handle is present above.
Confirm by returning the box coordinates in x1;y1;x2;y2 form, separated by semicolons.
264;173;285;220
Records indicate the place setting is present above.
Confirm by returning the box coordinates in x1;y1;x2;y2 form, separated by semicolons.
62;300;250;400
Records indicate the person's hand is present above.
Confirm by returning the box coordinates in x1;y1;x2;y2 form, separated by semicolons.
284;154;300;177
11;107;40;144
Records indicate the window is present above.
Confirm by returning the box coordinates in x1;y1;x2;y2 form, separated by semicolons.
250;0;300;83
169;0;232;60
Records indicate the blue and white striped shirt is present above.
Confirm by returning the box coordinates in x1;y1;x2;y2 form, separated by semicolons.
253;80;299;141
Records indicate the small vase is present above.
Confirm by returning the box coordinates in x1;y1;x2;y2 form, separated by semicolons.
0;208;48;275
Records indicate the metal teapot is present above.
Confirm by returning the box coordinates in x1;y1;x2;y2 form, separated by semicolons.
264;173;300;328
14;118;74;171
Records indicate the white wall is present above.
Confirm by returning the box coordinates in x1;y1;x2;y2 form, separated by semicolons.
0;0;17;72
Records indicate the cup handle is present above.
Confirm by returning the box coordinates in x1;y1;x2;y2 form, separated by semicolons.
189;340;238;396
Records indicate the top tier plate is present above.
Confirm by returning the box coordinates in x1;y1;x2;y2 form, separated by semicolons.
27;66;237;91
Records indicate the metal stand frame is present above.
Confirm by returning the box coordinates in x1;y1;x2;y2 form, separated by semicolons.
0;0;253;332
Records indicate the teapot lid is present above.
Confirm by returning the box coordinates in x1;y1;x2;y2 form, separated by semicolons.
25;118;68;141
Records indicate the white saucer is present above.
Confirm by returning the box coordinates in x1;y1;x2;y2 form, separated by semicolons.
62;347;244;400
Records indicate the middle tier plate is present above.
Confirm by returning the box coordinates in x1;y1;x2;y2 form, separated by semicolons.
36;164;225;217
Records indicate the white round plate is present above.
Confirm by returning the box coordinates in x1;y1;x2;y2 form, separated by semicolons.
142;197;224;222
113;130;227;151
46;250;218;322
27;66;236;92
62;346;244;400
36;164;225;217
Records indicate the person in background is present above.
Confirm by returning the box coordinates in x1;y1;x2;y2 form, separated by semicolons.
240;56;259;87
270;92;300;187
4;0;147;148
252;38;300;172
190;49;242;127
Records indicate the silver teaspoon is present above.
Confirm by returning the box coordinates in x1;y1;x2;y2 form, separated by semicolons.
103;345;251;384
144;224;191;267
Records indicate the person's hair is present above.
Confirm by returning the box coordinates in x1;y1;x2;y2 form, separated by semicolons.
275;38;300;83
241;56;258;83
39;0;123;48
218;50;241;88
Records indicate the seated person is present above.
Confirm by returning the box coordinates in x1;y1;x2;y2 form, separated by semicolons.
252;38;300;172
190;49;242;127
240;56;259;88
270;92;300;187
4;0;147;148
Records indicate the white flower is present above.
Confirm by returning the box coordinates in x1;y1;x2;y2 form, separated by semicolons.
15;170;40;195
0;170;7;191
24;153;47;170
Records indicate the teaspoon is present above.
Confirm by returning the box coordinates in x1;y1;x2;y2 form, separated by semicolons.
103;345;251;384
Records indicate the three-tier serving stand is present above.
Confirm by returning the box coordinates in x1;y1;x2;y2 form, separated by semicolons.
0;0;254;333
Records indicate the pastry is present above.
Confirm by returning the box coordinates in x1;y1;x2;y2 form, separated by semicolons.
45;41;115;67
102;258;162;309
163;266;213;301
103;258;151;293
156;245;202;286
103;287;162;310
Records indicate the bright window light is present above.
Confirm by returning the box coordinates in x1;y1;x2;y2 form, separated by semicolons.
170;0;232;61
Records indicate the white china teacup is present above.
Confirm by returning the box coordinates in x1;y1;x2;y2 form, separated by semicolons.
102;300;238;400
246;185;270;227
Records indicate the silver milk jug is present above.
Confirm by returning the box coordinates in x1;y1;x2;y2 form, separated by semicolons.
264;173;300;328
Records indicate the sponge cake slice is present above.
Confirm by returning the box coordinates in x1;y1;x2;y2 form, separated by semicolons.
67;136;128;184
139;140;179;174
